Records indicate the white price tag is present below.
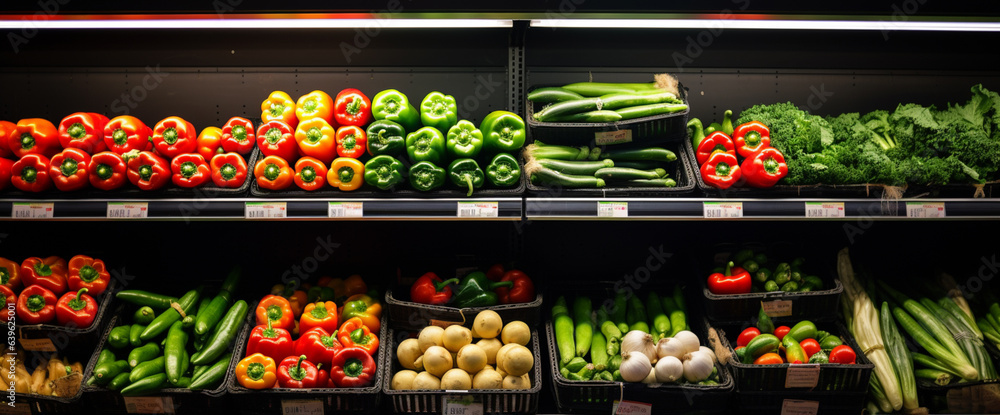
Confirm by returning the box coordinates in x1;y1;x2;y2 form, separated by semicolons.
18;337;56;352
612;400;652;415
761;300;793;318
125;396;174;414
597;201;629;218
107;202;149;218
457;202;499;218
785;364;821;388
328;202;363;218
442;395;483;415
780;399;819;415
703;202;743;218
906;202;946;218
281;399;324;415
595;129;633;145
804;202;844;218
11;202;53;219
245;202;287;219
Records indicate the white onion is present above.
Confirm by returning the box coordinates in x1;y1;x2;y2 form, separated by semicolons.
655;337;686;360
672;330;701;355
654;356;683;383
698;346;718;364
682;353;714;382
641;366;659;384
620;351;653;382
621;330;657;363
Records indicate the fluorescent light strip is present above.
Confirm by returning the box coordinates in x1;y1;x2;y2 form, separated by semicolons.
531;19;1000;31
0;18;512;30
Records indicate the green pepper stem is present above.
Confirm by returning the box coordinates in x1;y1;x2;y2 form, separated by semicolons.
344;358;364;378
247;362;266;381
434;278;459;291
289;355;308;381
464;176;473;197
725;261;734;277
69;288;89;311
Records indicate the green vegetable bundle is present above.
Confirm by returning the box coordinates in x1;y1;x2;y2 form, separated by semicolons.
529;75;688;123
524;141;678;189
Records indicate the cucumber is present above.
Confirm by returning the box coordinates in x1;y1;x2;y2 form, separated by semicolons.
525;143;589;161
107;372;132;391
533;92;677;122
164;321;188;384
743;334;780;364
191;300;247;365
129;324;146;347
572;296;593;357
590;330;609;371
116;290;178;310
133;307;156;325
561;82;661;97
549;110;622;123
128;342;161;368
537;158;613;176
599;147;676;162
121;373;167;397
628;178;677;187
194;291;232;336
527;87;585;103
140;288;201;341
530;167;605;188
219;267;241;294
595;167;666;181
189;351;231;391
108;325;132;349
552;296;576;365
615;102;688;120
130;356;166;383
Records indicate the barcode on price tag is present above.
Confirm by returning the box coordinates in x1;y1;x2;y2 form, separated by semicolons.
906;202;946;218
245;202;287;219
18;337;56;352
11;202;53;219
125;396;174;414
785;364;821;388
703;202;742;218
457;202;498;218
107;202;149;218
328;202;363;218
280;399;324;415
442;395;483;415
597;201;628;217
780;399;819;415
612;400;652;415
804;202;844;218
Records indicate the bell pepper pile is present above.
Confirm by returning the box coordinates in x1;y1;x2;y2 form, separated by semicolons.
707;248;825;295
409;265;535;308
688;113;788;189
238;281;380;389
4;254;110;328
0;114;250;192
734;307;854;365
253;88;524;195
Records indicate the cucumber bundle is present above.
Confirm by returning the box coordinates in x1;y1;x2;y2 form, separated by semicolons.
529;75;687;123
524;142;678;189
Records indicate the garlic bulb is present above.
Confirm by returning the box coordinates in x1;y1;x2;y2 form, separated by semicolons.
621;330;657;363
620;351;653;382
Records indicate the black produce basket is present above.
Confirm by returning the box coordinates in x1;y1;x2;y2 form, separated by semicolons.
385;290;542;331
225;306;386;414
382;327;543;414
701;278;844;323
524;140;697;197
17;278;119;350
526;84;690;147
913;340;1000;414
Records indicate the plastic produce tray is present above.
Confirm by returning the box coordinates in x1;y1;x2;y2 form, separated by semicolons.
385;290;542;331
913;341;1000;414
382;326;542;414
701;277;844;323
17;278;119;350
10;315;99;414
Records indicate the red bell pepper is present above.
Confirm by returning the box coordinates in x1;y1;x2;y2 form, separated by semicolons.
741;147;788;188
209;152;248;188
48;148;92;191
335;126;367;159
0;157;14;191
295;90;335;124
0;120;16;159
16;285;57;324
328;347;376;388
12;118;60;158
706;261;752;295
695;131;736;165
256;120;299;161
152;116;198;159
0;286;15;307
170;153;211;188
495;269;535;304
245;318;295;362
293;157;328;192
256;295;296;331
58;112;109;154
67;254;110;296
294;327;343;368
0;257;21;291
126;150;171;190
410;272;459;305
55;288;97;328
700;151;742;190
104;116;153;155
196;126;225;161
222;117;256;155
254;155;294;191
11;154;53;192
277;355;323;388
88;151;128;191
333;88;373;127
336;317;378;356
21;256;68;294
733;121;771;158
485;263;505;282
261;90;299;130
299;301;339;335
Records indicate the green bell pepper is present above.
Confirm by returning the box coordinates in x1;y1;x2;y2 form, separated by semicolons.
405;127;445;164
419;92;458;133
372;89;420;132
485;153;520;187
366;120;407;157
363;155;405;190
445;120;483;159
452;271;512;308
479;110;525;154
408;161;446;192
448;158;484;197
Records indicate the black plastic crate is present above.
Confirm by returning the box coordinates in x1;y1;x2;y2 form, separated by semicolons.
526;84;689;147
17;278;119;352
385;290;542;331
912;339;1000;414
225;304;386;414
382;326;542;414
9;317;98;415
735;390;868;415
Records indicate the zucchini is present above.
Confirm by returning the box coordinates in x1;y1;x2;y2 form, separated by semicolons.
552;296;575;365
191;300;248;365
646;292;670;338
164;321;188;384
529;167;605;188
594;167;666;181
611;161;663;170
590;331;608;371
615;102;688;120
537;158;613;176
628;178;676;187
533;92;678;122
527;87;585;103
599;147;676;162
194;291;232;336
524;143;589;161
116;290;178;310
561;82;662;97
548;110;622;123
573;296;593;357
189;352;231;391
121;373;167;397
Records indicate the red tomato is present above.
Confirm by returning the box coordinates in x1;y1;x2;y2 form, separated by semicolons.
737;327;760;348
799;338;821;358
753;352;784;365
773;325;791;341
829;345;857;364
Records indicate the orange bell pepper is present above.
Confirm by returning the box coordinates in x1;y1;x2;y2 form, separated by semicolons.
280;284;308;319
295;118;337;164
255;294;295;331
344;275;368;297
13;118;61;158
299;301;339;334
254;155;294;190
327;157;364;191
293;156;328;192
235;353;277;390
261;90;299;129
295;90;335;124
339;294;381;334
196;126;224;162
337;317;379;355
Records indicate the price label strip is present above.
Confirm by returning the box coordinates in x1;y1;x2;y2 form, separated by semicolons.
597;201;629;218
11;202;54;219
457;202;499;218
761;300;793;318
780;399;819;415
703;202;743;218
18;337;56;352
612;400;652;415
328;202;363;218
595;129;633;145
804;202;845;218
442;395;483;415
108;202;149;218
245;202;287;219
125;396;175;414
785;364;821;388
280;399;324;415
906;202;946;218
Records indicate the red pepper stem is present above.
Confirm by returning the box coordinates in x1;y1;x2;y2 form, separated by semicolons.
69;288;89;311
725;261;734;277
434;278;459;291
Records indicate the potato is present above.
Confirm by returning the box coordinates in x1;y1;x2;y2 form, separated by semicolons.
501;321;531;346
442;325;473;352
391;370;419;390
440;368;472;390
473;310;503;339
